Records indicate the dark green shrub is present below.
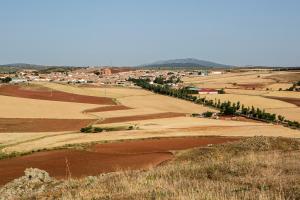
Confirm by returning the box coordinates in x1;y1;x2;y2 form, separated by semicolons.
202;111;213;118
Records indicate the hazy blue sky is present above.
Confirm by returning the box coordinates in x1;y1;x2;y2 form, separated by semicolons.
0;0;299;66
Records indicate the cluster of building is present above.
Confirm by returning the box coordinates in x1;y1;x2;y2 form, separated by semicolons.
1;67;223;94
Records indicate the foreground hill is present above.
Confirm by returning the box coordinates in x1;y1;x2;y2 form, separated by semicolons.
1;136;299;199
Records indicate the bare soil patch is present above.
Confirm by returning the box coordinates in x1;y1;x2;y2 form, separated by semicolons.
0;85;115;105
218;115;264;123
83;105;131;113
90;137;239;154
236;83;265;89
0;136;237;185
0;118;94;132
98;112;185;124
265;96;300;107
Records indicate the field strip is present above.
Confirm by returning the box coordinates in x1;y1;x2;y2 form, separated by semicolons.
82;105;131;113
3;123;300;154
0;136;238;185
0;118;96;133
0;132;77;153
0;84;116;105
97;113;186;124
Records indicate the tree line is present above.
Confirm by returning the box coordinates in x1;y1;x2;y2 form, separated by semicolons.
129;78;300;129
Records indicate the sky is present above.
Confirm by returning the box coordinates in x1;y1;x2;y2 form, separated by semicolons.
0;0;299;66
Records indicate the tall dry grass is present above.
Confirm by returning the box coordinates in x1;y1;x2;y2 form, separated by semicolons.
1;137;300;200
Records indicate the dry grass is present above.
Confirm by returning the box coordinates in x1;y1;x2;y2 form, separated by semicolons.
2;137;299;199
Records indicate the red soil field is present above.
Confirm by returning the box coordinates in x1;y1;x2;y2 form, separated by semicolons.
83;105;131;113
265;96;300;107
90;137;239;154
237;83;265;89
0;118;95;133
98;112;185;124
0;136;238;185
0;85;115;105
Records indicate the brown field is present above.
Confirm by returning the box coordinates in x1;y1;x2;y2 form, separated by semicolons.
236;83;265;89
0;118;94;133
0;136;237;185
98;112;185;124
82;105;131;113
3;117;299;154
0;84;115;105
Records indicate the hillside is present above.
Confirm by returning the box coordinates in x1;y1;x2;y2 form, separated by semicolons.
140;58;233;68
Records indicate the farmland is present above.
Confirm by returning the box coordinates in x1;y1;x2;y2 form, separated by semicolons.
185;70;300;122
1;70;300;199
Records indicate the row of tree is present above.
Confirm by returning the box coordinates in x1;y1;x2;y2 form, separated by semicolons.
153;75;181;85
129;78;300;129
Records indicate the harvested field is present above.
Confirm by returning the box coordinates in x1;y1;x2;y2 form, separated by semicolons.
118;94;216;113
34;82;150;98
3;118;300;154
265;96;300;107
0;118;94;133
0;84;115;105
265;72;300;82
97;112;185;124
201;94;295;109
90;137;239;154
0;136;237;185
92;108;164;118
0;95;98;119
82;105;131;113
265;107;300;122
236;83;265;89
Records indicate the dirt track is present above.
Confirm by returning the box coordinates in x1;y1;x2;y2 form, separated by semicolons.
0;118;94;132
98;112;185;124
0;137;238;185
0;85;115;105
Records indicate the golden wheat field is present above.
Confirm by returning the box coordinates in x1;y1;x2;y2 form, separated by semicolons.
186;70;300;122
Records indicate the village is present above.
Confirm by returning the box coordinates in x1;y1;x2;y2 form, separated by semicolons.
0;67;222;94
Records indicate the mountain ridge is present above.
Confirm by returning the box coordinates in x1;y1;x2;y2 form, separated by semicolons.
140;58;233;68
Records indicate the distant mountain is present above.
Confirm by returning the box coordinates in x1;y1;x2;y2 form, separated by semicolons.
140;58;233;68
0;63;79;73
0;63;47;68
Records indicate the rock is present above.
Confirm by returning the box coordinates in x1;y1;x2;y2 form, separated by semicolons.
24;168;52;183
0;168;57;200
